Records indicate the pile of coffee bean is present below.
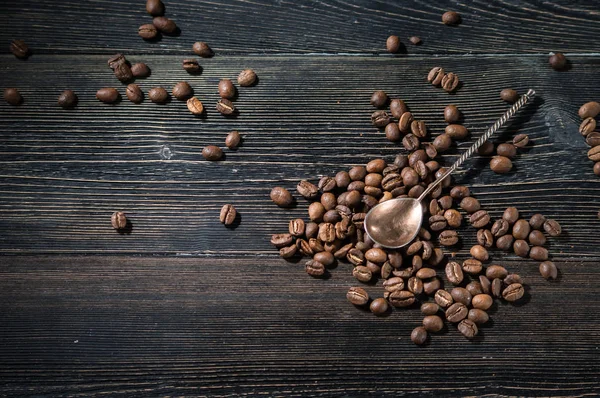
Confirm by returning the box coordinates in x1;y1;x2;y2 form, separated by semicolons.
427;67;460;93
578;101;600;176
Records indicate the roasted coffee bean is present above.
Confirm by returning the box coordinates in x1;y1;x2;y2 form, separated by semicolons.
486;265;508;280
305;223;319;239
187;97;204;115
579;101;600;119
529;246;548;261
409;36;422;45
153;16;177;33
433;133;452;152
429;198;442;216
427;248;445;267
324;240;342;254
218;79;236;99
10;39;29;58
297;180;319;200
96;87;120;104
460;197;480;214
385;123;401;142
381;262;393;279
446;302;468;323
421;302;440;316
540;261;558;280
321;193;337;211
408;185;425;199
490;156;512;173
399;134;418;152
288;218;305;237
107;54;124;69
148;87;169;103
579;118;596;136
348;166;367;181
529;213;546;230
193;42;214;58
458;319;478;339
386;251;403;269
495;234;514;251
318;223;335;243
183;59;201;73
270;187;293;207
478;141;495;155
491;278;503;298
416;267;436;280
470;245;489;261
423;277;441;295
171;81;193;100
513;133;529;148
543;219;562;236
491;219;509;237
472;294;493;310
314;251;334;266
305;260;325;277
202;145;223;161
364;173;383;188
297;239;313;256
386;35;402;53
389;99;408;119
451;287;472;306
411;120;428;138
445;262;463;285
428;215;447;231
332;172;350;189
444;105;461;123
370;90;388;108
439;230;459;246
497;143;517;159
513;240;530;257
462;258;483;275
406;241;423;256
380;173;402;191
399;167;417;188
216;99;236;115
549;52;567;70
317;176;335;193
594;162;600;176
334;243;353;259
407;277;424;295
442;10;461;25
220;204;237;225
4;88;23;105
503;207;520;224
470;210;490;228
347;248;365;266
444;209;462;228
441;73;459;92
504;274;523;285
271;233;293;248
503;283;524;302
353;266;372;282
371;110;390;127
131;63;151;78
449;186;469;200
139;23;158;39
383;277;405;293
468;309;489;325
146;0;165;15
398;112;414;134
479;275;491;295
512;219;531;240
113;63;133;82
423;144;437;160
223;130;241;150
411;326;428;345
427;67;445;86
237;69;258;87
445;124;468;140
435;168;452;188
409;150;427;166
57;90;78;109
423;315;444;332
466;281;484;296
308;236;325;253
500;88;519;103
477;229;494;248
392;267;413;280
347;287;369;305
111;211;127;230
365;248;387;263
435;290;453;308
370;298;389;315
279;245;297;258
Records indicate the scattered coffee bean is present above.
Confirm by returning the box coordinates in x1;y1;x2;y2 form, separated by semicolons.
411;120;428;138
389;99;408;119
411;326;428;345
466;281;484;296
225;131;241;150
445;124;468;140
280;245;297;258
442;11;461;25
216;99;236;115
470;210;490;228
193;41;214;58
220;204;237;225
353;265;372;282
496;234;514;251
139;23;159;39
370;90;388;108
171;81;193;100
500;88;519;103
386;35;401;53
427;67;445;86
477;229;494;248
451;287;472;306
420;303;439;316
486;265;508;280
3;88;23;105
512;219;531;240
529;213;546;230
271;233;293;248
502;283;524;302
470;245;489;261
288;218;305;237
513;239;530;257
445;261;464;285
238;69;257;86
503;207;520;224
182;59;201;73
579;118;596;136
347;287;369;305
497;143;517;159
57;90;77;109
96;87;120;104
187;97;204;115
423;315;444;332
148;87;169;104
114;63;133;83
446;302;468;323
111;211;127;230
10;39;29;59
478;141;495;155
218;79;236;99
529;246;548;261
543;219;562;236
370;297;389;315
409;36;422;45
513;133;529;148
458;319;478;339
539;261;558;280
460;197;480;213
579;101;600;119
131;63;151;78
468;309;489;325
153;16;177;33
385;123;401;142
594;162;600;176
146;0;165;16
441;73;459;93
549;52;567;70
370;110;390;127
202;145;223;161
433;133;452;152
490;155;512;173
472;294;493;310
305;260;325;277
270;187;293;207
435;290;454;308
444;105;461;123
528;230;546;246
107;54;126;69
587;133;600;147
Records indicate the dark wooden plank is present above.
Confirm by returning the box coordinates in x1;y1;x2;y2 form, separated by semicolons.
0;256;598;396
1;54;599;256
0;0;599;55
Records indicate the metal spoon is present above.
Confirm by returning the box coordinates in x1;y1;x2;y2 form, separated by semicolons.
365;89;536;249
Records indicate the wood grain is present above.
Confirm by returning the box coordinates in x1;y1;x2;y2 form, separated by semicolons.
0;256;598;396
1;54;599;256
0;0;599;55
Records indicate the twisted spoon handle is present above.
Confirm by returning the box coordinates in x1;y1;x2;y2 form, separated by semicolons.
418;89;536;202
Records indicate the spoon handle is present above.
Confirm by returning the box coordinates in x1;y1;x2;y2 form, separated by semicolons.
418;89;536;202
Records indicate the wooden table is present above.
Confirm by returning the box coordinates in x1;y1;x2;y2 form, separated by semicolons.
1;1;599;396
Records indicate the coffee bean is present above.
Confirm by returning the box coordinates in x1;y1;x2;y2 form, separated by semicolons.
366;158;386;173
491;219;509;237
451;287;472;306
382;173;403;191
408;277;424;295
428;215;447;232
347;248;365;266
57;90;77;109
365;248;387;263
305;260;325;277
526;230;545;246
549;52;567;70
529;214;546;230
458;319;478;339
139;23;159;39
389;99;408;119
371;110;390;127
216;99;236;115
193;41;214;58
411;120;428;138
148;87;169;104
543;219;562;236
318;223;336;243
444;105;461;123
419;303;438;316
444;209;462;228
512;219;531;240
348;166;367;181
398;111;414;133
460;197;481;214
478;141;495;155
279;245;297;258
111;211;127;230
237;69;258;87
579;118;596;136
270;187;293;207
10;39;29;59
446;302;468;323
225;131;241;150
218;79;236;99
202;145;223;161
513;133;529;148
288;218;305;237
297;239;314;256
187;97;204;115
466;281;484;296
297;180;319;200
462;258;483;275
441;73;459;93
313;251;333;266
470;210;490;228
497;143;517;159
423;315;444;332
220;204;237;225
168;81;192;101
352;265;372;283
539;261;558;280
442;11;461;25
113;63;133;83
369;298;388;315
503;207;520;224
370;90;388;108
490;155;512;173
529;246;548;261
435;168;453;188
96;88;120;104
3;88;22;106
317;177;335;193
504;274;523;285
468;309;489;325
486;265;508;280
386;35;401;53
131;63;150;78
416;267;436;280
579;101;600;119
502;283;524;302
491;278;503;298
513;240;530;257
477;229;494;248
153;16;177;33
479;275;491;295
472;294;493;310
402;134;420;151
500;88;519;103
445;261;463;285
433;133;452;152
183;59;202;73
381;277;404;294
595;162;600;176
495;234;514;251
423;277;441;295
381;262;393;279
146;0;165;15
305;222;319;239
470;245;489;261
347;287;369;305
107;54;126;70
411;326;428;345
435;290;453;308
427;67;445;86
271;233;293;248
443;126;467;143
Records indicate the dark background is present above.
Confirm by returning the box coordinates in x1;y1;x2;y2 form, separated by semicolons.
0;0;599;396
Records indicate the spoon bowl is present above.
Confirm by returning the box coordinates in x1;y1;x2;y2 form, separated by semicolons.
364;197;423;249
